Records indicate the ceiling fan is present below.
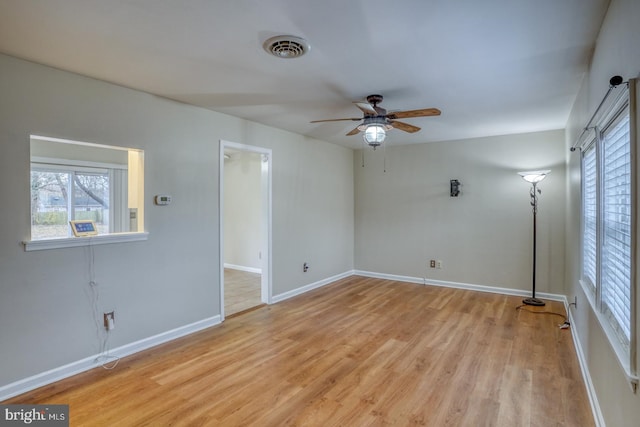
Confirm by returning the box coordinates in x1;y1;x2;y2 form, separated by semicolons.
311;94;441;149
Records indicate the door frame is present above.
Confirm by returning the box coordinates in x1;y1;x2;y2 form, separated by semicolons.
219;139;272;321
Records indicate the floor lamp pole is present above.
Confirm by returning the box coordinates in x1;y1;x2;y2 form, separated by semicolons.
523;181;545;306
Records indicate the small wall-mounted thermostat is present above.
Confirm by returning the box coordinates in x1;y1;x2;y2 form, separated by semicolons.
154;195;172;205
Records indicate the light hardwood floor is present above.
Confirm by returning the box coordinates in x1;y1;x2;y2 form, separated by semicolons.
4;276;594;426
224;268;262;316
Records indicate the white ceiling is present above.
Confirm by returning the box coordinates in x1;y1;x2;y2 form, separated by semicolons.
0;0;610;149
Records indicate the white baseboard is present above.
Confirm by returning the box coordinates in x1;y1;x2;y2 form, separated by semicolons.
0;267;597;426
353;270;565;301
353;270;425;285
224;263;262;274
0;315;221;401
564;301;605;427
271;270;354;303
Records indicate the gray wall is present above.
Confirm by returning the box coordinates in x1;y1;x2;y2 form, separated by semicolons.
565;0;640;425
224;151;262;271
355;130;566;294
4;3;638;423
0;53;354;387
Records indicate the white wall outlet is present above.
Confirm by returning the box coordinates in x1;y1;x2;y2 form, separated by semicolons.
103;311;115;331
436;260;443;269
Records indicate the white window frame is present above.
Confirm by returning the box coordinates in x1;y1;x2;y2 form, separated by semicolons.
578;80;638;390
581;139;598;294
25;136;147;251
31;162;113;237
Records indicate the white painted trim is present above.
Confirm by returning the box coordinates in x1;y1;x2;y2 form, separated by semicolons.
219;143;225;320
31;134;136;152
353;270;425;285
223;263;262;274
579;279;639;390
31;156;127;170
0;315;221;401
219;140;273;321
353;270;565;301
24;232;149;251
271;270;354;303
565;300;605;427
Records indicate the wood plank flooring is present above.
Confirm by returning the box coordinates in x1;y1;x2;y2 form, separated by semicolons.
3;276;594;426
224;268;262;316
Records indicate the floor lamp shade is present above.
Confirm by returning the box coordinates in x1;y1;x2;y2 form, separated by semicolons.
518;170;551;183
518;170;550;306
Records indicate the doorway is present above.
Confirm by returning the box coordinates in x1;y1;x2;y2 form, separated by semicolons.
219;140;271;320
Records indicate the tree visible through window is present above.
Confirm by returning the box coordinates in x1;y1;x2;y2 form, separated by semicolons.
29;135;144;241
31;169;110;239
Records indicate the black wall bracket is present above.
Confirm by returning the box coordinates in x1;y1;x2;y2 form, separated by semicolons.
450;179;461;197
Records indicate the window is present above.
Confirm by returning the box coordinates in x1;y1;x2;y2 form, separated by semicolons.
582;143;597;291
601;112;632;345
29;135;145;243
580;97;632;351
31;166;113;239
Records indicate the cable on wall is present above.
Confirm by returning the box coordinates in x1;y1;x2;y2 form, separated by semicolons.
85;241;120;370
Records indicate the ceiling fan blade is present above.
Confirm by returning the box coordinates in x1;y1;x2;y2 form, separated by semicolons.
390;120;421;133
387;108;441;119
346;127;361;136
310;117;362;123
354;102;377;115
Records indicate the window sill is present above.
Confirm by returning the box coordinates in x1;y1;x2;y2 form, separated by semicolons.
23;232;149;251
578;279;639;392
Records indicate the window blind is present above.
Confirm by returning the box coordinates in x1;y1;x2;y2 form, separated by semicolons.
582;144;597;289
601;111;631;345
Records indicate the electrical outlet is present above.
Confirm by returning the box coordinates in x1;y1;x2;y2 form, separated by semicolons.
569;296;577;309
103;311;115;331
429;260;436;268
436;260;443;269
303;262;309;272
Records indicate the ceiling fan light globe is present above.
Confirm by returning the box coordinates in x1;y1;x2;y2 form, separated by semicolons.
363;124;386;147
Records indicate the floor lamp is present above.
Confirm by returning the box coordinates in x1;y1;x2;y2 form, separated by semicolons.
518;170;550;307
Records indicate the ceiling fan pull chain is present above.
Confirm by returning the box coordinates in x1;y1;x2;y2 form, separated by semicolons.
383;140;387;173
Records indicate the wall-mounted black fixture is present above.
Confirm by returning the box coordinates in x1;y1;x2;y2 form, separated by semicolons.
450;179;460;197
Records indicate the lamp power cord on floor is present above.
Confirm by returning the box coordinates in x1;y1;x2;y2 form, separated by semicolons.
516;304;570;329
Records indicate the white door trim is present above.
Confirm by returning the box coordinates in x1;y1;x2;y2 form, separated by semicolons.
219;140;272;321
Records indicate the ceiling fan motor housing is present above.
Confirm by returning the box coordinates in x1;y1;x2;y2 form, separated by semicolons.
366;94;384;106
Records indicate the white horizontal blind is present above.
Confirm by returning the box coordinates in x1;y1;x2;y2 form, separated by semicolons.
582;144;597;290
601;110;631;345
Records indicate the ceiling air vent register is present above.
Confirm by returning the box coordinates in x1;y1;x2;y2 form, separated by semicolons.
263;35;310;58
